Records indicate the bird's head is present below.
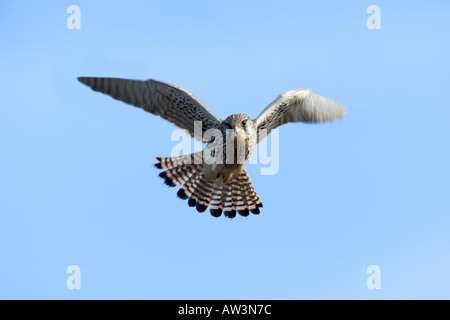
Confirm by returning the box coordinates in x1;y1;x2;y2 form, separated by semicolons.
223;113;255;136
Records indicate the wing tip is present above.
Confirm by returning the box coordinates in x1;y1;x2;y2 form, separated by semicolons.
77;76;96;88
77;76;88;84
343;106;349;115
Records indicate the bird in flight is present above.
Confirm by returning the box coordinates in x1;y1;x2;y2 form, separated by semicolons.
78;77;347;218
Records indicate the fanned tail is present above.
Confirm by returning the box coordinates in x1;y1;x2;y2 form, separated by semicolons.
154;155;263;218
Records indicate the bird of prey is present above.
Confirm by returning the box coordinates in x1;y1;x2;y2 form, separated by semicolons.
78;77;347;218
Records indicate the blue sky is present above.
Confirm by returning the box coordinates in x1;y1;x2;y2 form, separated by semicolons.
1;1;449;299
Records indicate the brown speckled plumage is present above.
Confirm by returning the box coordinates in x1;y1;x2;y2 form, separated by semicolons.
78;77;347;218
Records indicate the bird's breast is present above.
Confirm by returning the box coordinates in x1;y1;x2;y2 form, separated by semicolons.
201;132;255;183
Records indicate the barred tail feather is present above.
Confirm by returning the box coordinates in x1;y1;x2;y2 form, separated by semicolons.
191;176;213;213
236;175;250;217
209;186;224;217
237;171;263;215
222;182;236;218
154;152;203;170
158;164;197;187
154;156;263;218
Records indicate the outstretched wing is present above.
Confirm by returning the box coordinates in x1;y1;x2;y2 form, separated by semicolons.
255;89;348;142
78;77;221;141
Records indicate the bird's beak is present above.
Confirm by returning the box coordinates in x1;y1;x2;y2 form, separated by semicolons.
232;124;242;134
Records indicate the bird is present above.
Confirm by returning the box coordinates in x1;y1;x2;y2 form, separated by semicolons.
78;77;347;218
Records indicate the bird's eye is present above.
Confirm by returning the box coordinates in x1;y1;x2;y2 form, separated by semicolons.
224;123;231;129
242;120;247;126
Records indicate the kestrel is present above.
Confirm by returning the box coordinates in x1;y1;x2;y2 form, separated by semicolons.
78;77;347;218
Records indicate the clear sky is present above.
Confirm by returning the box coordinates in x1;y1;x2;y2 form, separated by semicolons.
1;1;449;299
